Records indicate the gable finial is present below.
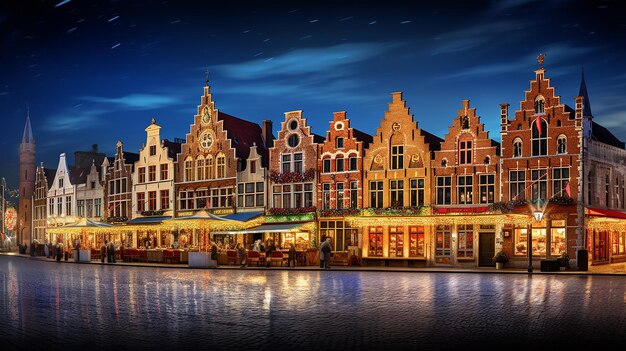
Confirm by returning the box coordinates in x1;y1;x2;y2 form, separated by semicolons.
537;52;547;69
205;68;210;86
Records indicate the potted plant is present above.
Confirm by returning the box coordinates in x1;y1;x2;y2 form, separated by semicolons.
493;251;509;269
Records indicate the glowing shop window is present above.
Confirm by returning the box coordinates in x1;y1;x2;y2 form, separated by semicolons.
514;228;547;256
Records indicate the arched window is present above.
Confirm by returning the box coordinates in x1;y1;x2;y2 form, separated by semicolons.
335;155;344;172
513;138;523;158
534;96;545;114
531;118;547;156
458;135;473;165
216;153;225;178
206;155;214;179
556;120;561;127
441;159;447;167
557;135;567;154
184;156;194;182
196;156;205;180
484;156;491;165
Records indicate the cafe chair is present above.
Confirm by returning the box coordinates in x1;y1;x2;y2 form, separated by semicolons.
246;250;260;267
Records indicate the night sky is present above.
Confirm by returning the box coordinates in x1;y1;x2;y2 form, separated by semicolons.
2;0;626;191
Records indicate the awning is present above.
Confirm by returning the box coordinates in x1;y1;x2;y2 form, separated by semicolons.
126;216;171;224
245;222;306;233
587;207;626;219
223;211;263;221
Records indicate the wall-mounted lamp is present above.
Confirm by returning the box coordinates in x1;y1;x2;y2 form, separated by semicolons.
533;210;544;222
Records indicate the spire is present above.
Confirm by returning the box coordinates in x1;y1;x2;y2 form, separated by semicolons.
578;67;592;117
22;109;34;144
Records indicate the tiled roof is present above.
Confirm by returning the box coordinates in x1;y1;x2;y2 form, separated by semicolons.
592;121;625;149
218;111;269;167
352;128;374;148
163;139;182;160
312;133;325;144
421;129;444;151
44;168;56;188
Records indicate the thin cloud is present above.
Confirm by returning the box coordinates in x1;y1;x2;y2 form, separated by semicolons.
432;20;525;55
216;42;402;80
444;43;596;79
45;109;109;132
78;93;182;110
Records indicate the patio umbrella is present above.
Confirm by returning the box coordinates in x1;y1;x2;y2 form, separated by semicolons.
47;218;113;249
163;210;244;251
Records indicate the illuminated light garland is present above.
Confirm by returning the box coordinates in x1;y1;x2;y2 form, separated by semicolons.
345;213;531;227
586;218;626;232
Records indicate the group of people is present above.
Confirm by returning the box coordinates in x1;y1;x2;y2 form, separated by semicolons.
100;240;116;263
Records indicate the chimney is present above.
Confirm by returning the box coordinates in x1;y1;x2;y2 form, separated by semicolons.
262;120;274;148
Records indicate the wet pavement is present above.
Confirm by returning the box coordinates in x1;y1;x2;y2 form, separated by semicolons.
1;254;625;350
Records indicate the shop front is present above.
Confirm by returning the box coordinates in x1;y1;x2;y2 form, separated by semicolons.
586;207;626;266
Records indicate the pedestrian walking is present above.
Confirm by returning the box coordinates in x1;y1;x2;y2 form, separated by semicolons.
320;237;332;269
107;240;116;263
265;240;276;268
101;241;107;263
288;243;297;267
236;243;246;268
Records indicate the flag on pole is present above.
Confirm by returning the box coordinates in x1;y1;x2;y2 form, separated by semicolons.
534;115;542;136
565;181;571;197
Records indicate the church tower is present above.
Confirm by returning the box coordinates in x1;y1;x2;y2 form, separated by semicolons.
18;111;36;247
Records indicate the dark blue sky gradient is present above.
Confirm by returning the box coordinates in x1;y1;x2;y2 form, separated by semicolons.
2;0;626;190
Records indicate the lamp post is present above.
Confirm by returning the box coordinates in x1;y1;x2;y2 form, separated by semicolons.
528;210;544;273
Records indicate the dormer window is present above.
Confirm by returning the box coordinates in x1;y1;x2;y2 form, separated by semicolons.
534;96;545;114
441;159;447;167
149;145;156;156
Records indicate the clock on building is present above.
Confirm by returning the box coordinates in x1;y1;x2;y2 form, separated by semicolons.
199;130;214;150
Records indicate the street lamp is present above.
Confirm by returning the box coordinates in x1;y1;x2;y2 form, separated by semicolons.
533;210;544;222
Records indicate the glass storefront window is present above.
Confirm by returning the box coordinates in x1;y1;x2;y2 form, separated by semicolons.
457;224;473;258
409;226;424;257
550;228;566;256
389;226;404;257
368;226;383;257
514;228;547;256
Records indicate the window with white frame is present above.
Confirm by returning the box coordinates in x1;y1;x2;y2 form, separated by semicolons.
390;179;404;207
509;170;525;201
553;168;569;198
349;156;357;171
294;153;303;173
138;167;146;183
457;175;473;204
350;181;358;208
322;183;331;209
323;158;331;173
479;174;495;204
435;224;452;257
458;138;472;165
534;96;545;114
336;137;344;148
531;169;548;204
65;196;71;215
273;183;313;208
237;182;265;208
457;224;474;258
370;181;383;208
436;176;451;205
410;178;424;206
391;145;404;170
216;154;225;178
336;182;345;209
184;157;194;181
336;156;344;172
531;118;547;156
94;199;101;217
49;198;54;215
77;200;85;217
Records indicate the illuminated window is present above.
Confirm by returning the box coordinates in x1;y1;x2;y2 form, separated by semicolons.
435;225;452;257
216;154;225;178
368;226;383;257
409;226;425;257
457;224;474;258
514;228;547;257
184;157;194;182
389;226;404;257
457;175;473;204
479;174;495;204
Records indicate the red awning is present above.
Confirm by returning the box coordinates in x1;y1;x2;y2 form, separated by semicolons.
587;207;626;219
